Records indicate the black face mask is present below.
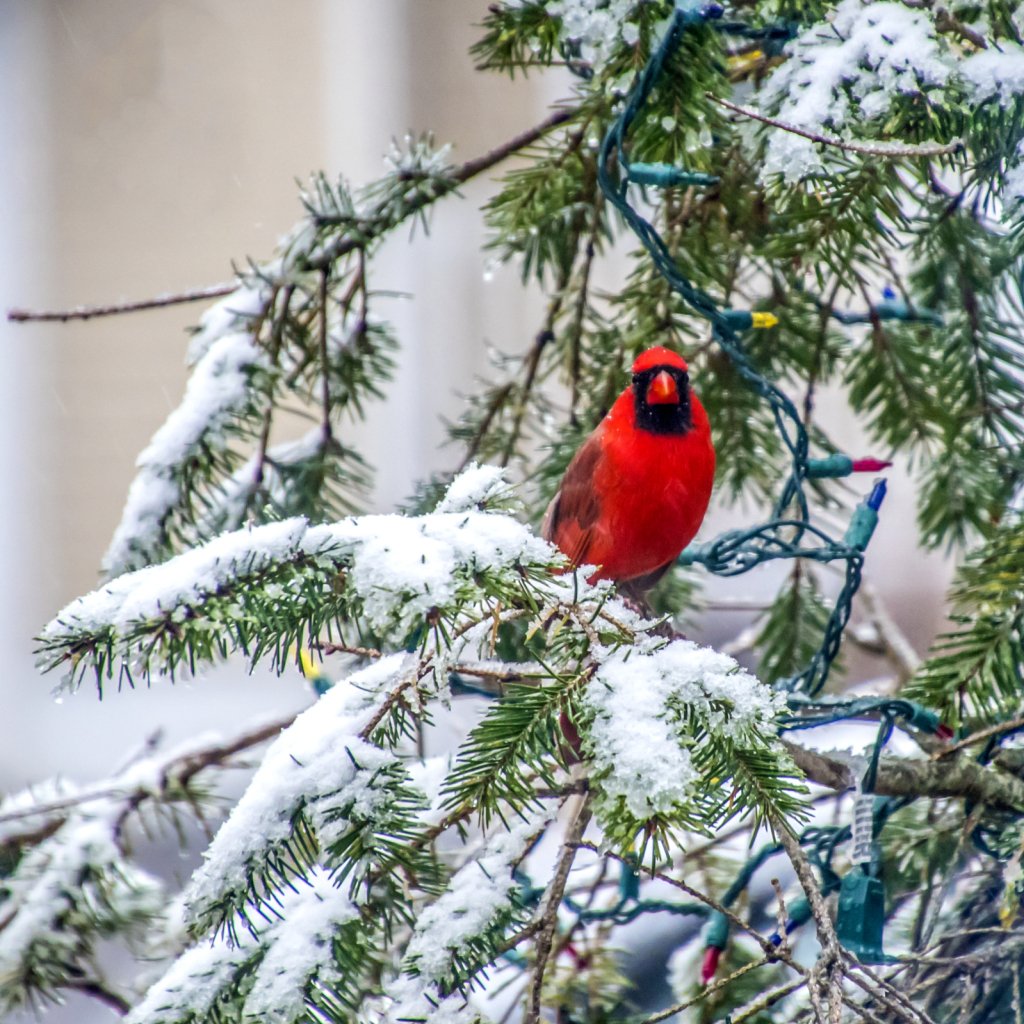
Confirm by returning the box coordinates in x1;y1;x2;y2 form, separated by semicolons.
632;365;693;436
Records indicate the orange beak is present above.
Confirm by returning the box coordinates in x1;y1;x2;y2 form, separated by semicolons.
646;370;680;405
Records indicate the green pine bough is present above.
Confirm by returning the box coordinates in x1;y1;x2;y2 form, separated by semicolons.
9;1;1024;1022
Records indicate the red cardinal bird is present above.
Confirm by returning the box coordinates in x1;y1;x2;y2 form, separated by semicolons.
542;346;715;597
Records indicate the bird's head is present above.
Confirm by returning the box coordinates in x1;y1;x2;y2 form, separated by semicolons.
630;346;692;435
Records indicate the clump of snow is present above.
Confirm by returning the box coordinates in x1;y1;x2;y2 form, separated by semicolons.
384;977;483;1024
185;657;414;923
50;518;308;640
962;43;1024;107
758;0;951;181
434;462;514;514
103;331;269;577
385;807;552;1024
0;803;164;988
44;469;557;654
128;868;355;1024
302;498;554;634
242;869;358;1020
582;640;785;819
186;284;268;365
125;934;250;1024
501;0;652;69
403;807;552;985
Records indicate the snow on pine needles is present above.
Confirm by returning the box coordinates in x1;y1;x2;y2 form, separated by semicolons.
31;467;801;1024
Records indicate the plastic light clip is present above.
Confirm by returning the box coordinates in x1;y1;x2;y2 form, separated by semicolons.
835;867;895;965
627;163;719;188
843;481;886;551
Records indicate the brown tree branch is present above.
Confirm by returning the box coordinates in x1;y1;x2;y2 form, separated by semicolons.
782;740;1024;813
709;94;963;159
7;282;238;323
526;794;592;1024
60;977;131;1015
9;107;577;324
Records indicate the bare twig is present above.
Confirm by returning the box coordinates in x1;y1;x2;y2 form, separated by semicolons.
10;107;577;325
931;713;1024;760
569;197;602;422
573;840;784;960
639;958;774;1024
731;976;809;1024
501;289;565;468
771;877;790;952
769;813;843;1023
526;794;593;1024
318;269;332;439
844;953;941;1024
859;581;921;685
7;282;237;323
932;5;987;48
60;977;131;1015
452;107;576;184
709;94;964;159
0;715;296;829
457;383;515;472
317;642;383;659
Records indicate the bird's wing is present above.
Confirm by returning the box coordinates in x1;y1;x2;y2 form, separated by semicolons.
541;432;603;568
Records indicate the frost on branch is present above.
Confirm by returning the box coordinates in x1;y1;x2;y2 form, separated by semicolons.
184;657;415;936
37;465;559;689
758;0;950;181
499;0;651;68
0;800;164;1014
128;869;358;1024
581;640;798;842
103;326;271;578
384;806;553;1024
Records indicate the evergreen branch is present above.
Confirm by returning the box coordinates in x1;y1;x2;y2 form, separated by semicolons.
307;107;577;272
7;283;237;323
782;741;1024;812
710;95;965;158
0;715;296;829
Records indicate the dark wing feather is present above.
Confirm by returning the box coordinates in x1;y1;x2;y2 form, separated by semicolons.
541;433;603;567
